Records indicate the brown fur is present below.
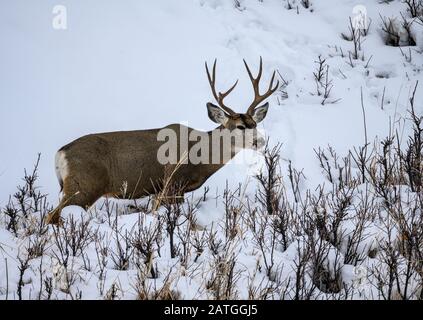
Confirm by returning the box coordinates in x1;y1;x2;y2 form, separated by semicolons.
46;123;251;224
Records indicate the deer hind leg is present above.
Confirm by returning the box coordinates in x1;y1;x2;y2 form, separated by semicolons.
46;175;108;225
46;192;96;225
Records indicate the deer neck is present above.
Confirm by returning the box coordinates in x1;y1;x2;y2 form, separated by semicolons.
206;125;243;167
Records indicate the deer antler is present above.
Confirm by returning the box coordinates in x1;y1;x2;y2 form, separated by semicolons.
243;56;279;115
205;59;238;115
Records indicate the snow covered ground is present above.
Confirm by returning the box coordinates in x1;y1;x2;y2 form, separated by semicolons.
0;0;422;300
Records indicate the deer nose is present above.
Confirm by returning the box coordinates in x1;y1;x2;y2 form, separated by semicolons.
253;136;266;149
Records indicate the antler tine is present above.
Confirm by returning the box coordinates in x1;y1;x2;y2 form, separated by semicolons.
257;56;263;81
219;79;239;99
243;56;263;88
205;59;237;115
243;59;254;82
205;60;217;99
268;70;279;92
244;57;280;115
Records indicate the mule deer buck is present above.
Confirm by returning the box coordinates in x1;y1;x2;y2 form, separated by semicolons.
46;58;279;224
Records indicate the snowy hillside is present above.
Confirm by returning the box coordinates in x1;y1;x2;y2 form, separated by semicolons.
0;0;423;300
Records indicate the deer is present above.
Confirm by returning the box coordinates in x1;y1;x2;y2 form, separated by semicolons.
45;57;279;224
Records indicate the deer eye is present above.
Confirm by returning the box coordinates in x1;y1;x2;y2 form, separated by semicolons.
236;125;245;130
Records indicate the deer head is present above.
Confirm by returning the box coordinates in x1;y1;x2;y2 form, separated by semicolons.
205;57;279;135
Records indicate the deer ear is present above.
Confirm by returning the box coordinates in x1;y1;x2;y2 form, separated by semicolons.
252;102;269;123
207;103;229;125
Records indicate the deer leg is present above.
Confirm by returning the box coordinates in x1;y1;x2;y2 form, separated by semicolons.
151;191;185;211
175;192;185;204
46;192;101;225
45;177;106;225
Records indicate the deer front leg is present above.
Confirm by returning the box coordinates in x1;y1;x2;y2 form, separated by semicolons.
151;191;185;212
174;192;185;204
